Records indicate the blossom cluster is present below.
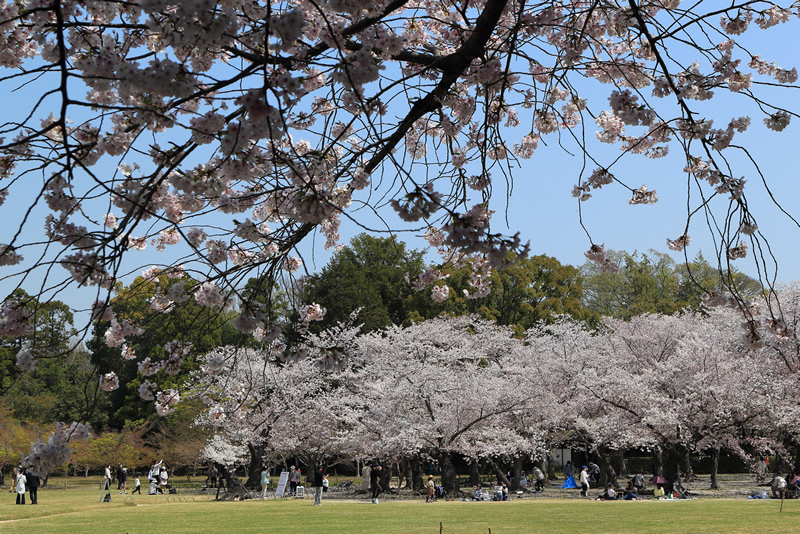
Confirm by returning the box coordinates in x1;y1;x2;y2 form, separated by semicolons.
584;244;620;273
20;422;91;477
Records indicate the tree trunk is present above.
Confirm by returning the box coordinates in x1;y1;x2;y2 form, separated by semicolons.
652;447;664;479
710;447;720;490
439;452;459;494
379;463;392;493
508;457;524;491
217;464;247;500
660;444;685;494
546;451;557;480
0;468;4;486
245;443;265;490
490;459;510;487
596;448;617;488
469;459;481;486
775;451;787;476
398;459;409;489
409;457;424;491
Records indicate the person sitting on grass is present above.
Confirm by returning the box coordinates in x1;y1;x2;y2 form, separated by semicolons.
493;483;503;501
653;483;666;500
596;483;617;500
623;480;638;500
472;485;483;501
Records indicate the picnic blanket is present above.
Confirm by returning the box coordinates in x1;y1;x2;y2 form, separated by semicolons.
560;475;579;489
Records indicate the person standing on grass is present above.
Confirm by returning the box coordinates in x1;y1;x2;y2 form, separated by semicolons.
426;475;435;503
370;464;383;504
11;466;18;493
15;467;27;505
160;465;169;494
313;466;324;506
132;476;141;494
288;465;301;496
118;466;128;494
208;464;219;489
25;469;39;504
579;466;589;497
104;464;112;492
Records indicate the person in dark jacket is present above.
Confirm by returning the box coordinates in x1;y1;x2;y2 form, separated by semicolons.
370;464;383;504
313;467;324;506
24;470;40;504
117;465;128;494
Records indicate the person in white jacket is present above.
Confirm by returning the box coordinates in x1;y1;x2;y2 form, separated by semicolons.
579;466;589;497
15;467;27;505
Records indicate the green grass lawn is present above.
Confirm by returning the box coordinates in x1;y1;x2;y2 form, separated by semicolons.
1;479;797;533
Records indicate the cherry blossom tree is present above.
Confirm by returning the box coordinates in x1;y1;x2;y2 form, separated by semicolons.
191;319;362;493
529;309;800;490
184;307;800;496
341;316;547;493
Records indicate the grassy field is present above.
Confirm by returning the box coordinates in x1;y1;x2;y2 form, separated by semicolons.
0;478;798;533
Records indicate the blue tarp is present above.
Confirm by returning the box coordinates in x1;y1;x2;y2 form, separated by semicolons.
560;475;579;489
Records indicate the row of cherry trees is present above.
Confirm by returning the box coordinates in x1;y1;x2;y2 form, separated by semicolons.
194;284;800;494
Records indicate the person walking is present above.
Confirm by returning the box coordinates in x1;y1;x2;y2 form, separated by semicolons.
313;467;324;506
426;475;435;503
15;467;27;505
579;466;589;497
370;464;383;504
25;469;39;504
117;465;128;494
132;476;141;494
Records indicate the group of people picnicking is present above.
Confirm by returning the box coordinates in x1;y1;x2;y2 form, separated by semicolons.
581;464;689;501
771;471;800;499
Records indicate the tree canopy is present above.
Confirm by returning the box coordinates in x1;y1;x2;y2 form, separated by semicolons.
301;233;427;332
580;250;762;319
